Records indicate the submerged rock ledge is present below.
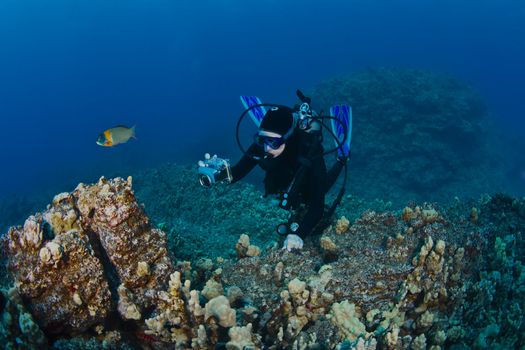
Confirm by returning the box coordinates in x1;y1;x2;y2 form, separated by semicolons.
1;176;524;349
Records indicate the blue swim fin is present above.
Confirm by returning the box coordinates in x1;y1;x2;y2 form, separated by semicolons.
330;104;352;158
240;95;267;127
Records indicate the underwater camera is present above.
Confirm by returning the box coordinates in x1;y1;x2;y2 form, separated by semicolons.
198;153;232;188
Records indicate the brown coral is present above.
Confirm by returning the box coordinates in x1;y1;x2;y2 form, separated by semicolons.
2;176;174;335
335;216;350;234
4;218;111;333
74;176;174;311
235;233;261;258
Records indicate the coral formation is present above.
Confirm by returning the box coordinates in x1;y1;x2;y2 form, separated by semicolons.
3;213;112;334
329;300;368;342
219;194;524;349
335;215;350;234
143;271;203;345
311;67;506;205
1;171;524;349
235;233;261;258
320;235;338;255
74;176;174;315
205;295;236;328
1;68;523;349
450;196;525;349
1;176;173;341
226;323;259;350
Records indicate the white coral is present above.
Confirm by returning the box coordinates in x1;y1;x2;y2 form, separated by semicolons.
202;278;224;300
226;323;256;350
204;295;236;328
117;285;141;320
329;300;368;342
39;246;51;264
39;242;63;267
235;234;261;258
136;261;150;277
22;216;43;249
48;242;62;263
320;236;338;253
422;209;439;224
412;334;427;350
288;278;307;296
73;292;83;306
335;215;350;234
189;290;205;317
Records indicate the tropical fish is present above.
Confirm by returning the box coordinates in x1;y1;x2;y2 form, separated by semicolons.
96;125;136;147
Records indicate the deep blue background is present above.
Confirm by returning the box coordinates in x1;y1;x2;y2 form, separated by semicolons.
0;0;524;196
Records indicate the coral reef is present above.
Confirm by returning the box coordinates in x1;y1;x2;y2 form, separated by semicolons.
73;176;174;317
450;194;525;349
219;197;524;349
1;176;174;345
3;212;112;334
329;300;368;342
311;67;506;205
1;170;523;349
131;163;289;262
1;68;522;349
226;323;259;350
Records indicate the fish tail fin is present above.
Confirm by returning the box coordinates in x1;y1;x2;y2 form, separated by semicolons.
131;125;137;139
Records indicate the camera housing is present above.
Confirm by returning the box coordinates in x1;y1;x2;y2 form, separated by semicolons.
198;167;217;187
197;155;232;187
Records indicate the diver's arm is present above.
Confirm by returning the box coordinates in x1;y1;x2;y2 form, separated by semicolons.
220;144;259;184
294;158;327;238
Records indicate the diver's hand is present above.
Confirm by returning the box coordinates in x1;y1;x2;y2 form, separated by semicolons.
282;234;304;252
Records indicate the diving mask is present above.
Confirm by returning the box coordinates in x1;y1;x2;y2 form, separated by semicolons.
254;133;285;150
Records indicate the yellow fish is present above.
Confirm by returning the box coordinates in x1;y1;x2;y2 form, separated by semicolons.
96;125;136;147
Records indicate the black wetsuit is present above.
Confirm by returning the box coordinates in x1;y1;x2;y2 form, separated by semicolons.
229;129;344;238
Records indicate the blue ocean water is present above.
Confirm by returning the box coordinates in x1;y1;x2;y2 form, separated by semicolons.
0;0;523;198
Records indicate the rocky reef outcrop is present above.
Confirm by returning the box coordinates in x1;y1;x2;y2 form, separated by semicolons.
2;177;174;342
3;210;112;334
216;195;524;349
0;193;50;251
311;67;505;205
73;177;173;320
1;171;524;349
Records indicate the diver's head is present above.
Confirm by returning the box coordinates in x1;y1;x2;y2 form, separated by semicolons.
256;130;286;157
255;106;295;158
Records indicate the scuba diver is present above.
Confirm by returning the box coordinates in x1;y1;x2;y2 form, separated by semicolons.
198;91;352;251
